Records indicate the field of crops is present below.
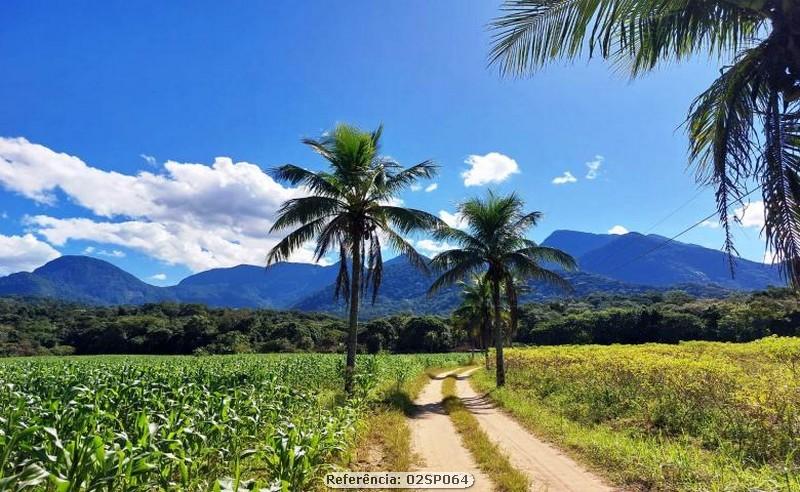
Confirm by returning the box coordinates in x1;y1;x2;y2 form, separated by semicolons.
0;353;470;491
476;337;800;491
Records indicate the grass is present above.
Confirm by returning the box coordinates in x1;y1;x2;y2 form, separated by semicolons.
441;369;531;492
474;339;800;491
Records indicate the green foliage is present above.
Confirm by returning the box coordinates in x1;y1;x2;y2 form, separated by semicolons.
0;353;470;490
516;288;800;345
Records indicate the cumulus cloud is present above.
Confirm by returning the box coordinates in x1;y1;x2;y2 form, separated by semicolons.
0;233;60;275
700;220;721;229
425;183;438;192
409;184;422;192
552;171;577;185
585;155;604;180
733;201;764;228
1;137;321;271
608;225;629;235
461;152;519;187
415;239;454;256
149;273;167;281
439;210;468;230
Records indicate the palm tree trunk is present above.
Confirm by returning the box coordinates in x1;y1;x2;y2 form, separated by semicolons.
492;279;505;387
345;239;361;395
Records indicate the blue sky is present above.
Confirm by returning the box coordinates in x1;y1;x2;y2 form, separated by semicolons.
0;1;769;285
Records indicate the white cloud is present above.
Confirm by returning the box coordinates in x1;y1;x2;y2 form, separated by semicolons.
82;245;125;258
461;152;519;187
425;183;438;192
700;220;720;229
415;239;454;256
439;210;468;230
585;155;604;180
1;137;324;271
100;249;126;258
608;225;629;235
764;249;776;265
140;154;157;167
409;184;422;192
149;273;167;281
733;201;764;229
0;233;60;275
552;171;577;185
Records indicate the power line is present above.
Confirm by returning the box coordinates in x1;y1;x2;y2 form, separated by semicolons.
643;188;706;234
604;187;760;274
587;188;708;270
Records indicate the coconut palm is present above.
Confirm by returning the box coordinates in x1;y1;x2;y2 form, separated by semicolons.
452;275;494;352
428;192;576;386
267;123;443;394
489;0;800;286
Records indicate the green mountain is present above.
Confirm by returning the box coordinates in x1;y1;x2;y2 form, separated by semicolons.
0;230;783;312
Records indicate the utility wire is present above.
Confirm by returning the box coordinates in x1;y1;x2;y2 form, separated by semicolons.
604;187;760;274
586;188;708;270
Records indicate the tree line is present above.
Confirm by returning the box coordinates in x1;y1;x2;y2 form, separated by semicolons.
2;288;798;357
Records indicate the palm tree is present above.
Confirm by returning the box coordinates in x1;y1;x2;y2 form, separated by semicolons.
267;123;443;394
428;192;576;386
489;0;800;286
452;275;494;352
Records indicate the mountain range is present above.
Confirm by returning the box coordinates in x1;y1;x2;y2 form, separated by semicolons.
0;230;784;315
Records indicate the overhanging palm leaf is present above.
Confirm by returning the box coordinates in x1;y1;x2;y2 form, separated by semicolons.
490;0;800;286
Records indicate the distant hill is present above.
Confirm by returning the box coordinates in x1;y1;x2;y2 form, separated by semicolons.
0;229;785;313
292;256;734;318
173;262;337;308
0;256;172;305
542;230;783;290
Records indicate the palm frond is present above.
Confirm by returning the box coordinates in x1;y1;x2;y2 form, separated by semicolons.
270;196;344;233
269;164;340;196
687;42;769;264
761;95;800;286
267;217;329;265
516;245;578;270
375;206;445;234
489;0;763;77
428;256;486;295
506;252;574;292
380;161;439;195
382;229;431;275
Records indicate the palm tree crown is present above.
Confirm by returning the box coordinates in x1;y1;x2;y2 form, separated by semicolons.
429;192;576;385
268;123;443;393
489;0;800;286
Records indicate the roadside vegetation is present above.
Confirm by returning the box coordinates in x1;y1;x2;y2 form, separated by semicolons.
473;338;800;490
0;353;468;490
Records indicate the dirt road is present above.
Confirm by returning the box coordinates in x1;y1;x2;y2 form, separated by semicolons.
409;370;493;491
455;368;612;492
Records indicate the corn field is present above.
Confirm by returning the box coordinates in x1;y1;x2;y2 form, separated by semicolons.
0;353;469;491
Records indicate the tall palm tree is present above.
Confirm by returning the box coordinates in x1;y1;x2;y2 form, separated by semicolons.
267;123;443;394
428;192;576;386
489;0;800;286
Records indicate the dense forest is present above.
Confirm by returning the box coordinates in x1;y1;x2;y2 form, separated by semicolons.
1;288;798;357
